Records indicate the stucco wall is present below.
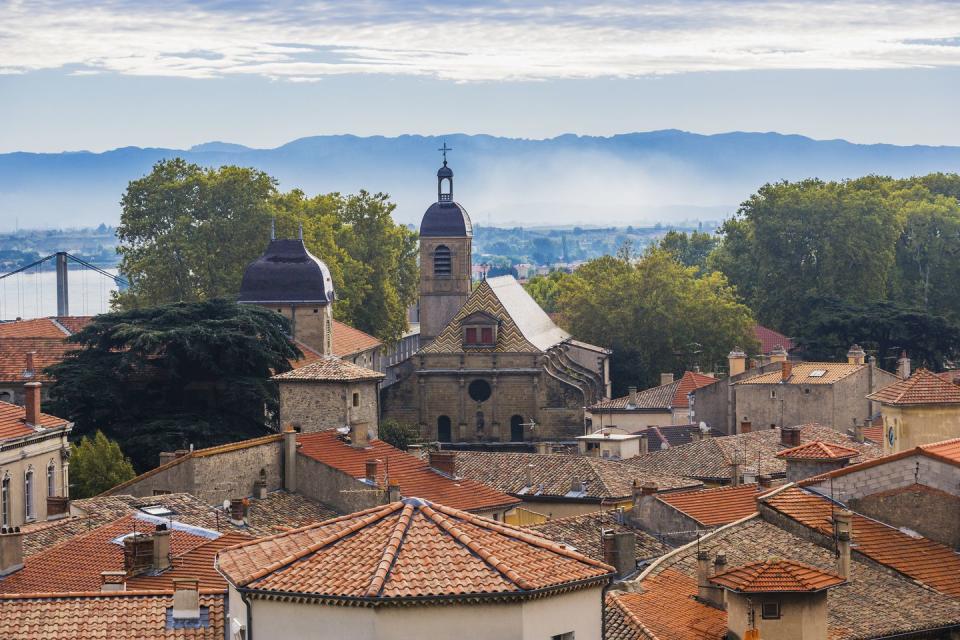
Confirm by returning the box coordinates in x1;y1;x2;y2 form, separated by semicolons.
726;590;827;640
586;411;674;433
0;431;70;527
881;404;960;454
279;379;379;434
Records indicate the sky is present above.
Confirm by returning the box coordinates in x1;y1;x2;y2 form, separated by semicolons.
2;0;960;152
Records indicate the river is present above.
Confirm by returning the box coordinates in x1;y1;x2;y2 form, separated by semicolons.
0;268;119;320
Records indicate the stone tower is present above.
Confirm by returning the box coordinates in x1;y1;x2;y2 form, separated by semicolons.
419;150;473;344
237;232;336;355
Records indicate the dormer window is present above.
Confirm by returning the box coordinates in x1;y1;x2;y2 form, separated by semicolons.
462;311;498;347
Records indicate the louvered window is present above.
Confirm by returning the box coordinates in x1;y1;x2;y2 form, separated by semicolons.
433;245;451;276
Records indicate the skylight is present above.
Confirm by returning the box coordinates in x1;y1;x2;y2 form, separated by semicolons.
808;369;827;378
140;505;174;517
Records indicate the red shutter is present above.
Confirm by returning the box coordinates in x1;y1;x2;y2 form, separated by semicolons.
465;328;477;344
481;327;493;344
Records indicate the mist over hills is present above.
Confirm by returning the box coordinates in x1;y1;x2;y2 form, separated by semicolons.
2;131;960;230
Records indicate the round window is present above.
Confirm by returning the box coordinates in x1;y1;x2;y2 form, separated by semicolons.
468;379;492;403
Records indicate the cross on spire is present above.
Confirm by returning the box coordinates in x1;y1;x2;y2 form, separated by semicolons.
438;142;452;165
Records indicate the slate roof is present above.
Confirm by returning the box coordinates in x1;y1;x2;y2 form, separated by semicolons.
647;424;725;451
775;440;861;460
0;400;69;442
422;276;570;354
0;337;75;382
217;498;613;603
709;558;845;593
656;484;764;527
297;431;519;513
237;238;335;304
452;451;702;502
753;324;794;354
736;362;865;385
0;592;224;639
272;355;384;382
625;424;881;482
527;510;669;562
420;201;473;237
867;368;960;405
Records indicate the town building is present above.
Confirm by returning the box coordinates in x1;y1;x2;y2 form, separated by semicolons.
866;367;960;453
587;371;716;432
0;315;91;405
576;431;645;460
217;497;615;640
527;510;669;565
753;324;795;360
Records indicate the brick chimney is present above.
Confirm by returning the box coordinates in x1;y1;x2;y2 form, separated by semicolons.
0;526;23;576
283;425;298;493
350;420;370;448
728;349;747;377
769;344;788;363
781;425;801;447
123;533;154;575
852;419;864;444
229;498;246;526
23;381;41;427
535;441;551;455
525;463;534;488
602;530;637;578
730;461;741;487
897;351;911;379
739;421;752;434
628;386;639;408
387;479;401;503
365;459;380;484
172;578;201;621
570;476;584;493
429;451;457;477
100;570;127;592
834;509;853;579
660;373;674;386
638;432;649;455
22;351;36;379
781;360;793;382
152;524;172;571
696;551;724;608
847;344;866;365
758;475;772;488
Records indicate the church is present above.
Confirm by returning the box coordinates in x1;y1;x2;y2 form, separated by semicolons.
382;153;611;442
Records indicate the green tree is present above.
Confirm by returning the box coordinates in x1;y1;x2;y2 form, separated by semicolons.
658;230;718;273
378;419;421;451
46;299;300;471
557;249;756;393
524;271;569;313
70;431;136;498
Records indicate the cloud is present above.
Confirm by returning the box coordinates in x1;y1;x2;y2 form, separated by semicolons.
3;1;960;81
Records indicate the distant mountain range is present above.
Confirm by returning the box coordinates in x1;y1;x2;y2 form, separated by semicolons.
3;131;960;229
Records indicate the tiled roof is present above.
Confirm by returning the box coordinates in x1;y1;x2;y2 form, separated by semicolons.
332;319;381;357
709;558;844;592
272;355;384;382
626;424;880;482
753;324;794;354
0;400;69;442
798;436;960;485
217;498;613;602
935;369;960;385
862;424;883;443
867;368;960;405
605;570;727;640
245;490;342;537
0;318;70;338
54;316;93;335
775;440;861;460
453;451;701;501
648;424;725;451
0;337;75;382
590;372;715;412
672;372;717;409
297;431;519;512
0;592;224;639
736;362;864;385
527;511;669;562
638;516;960;640
656;484;764;527
763;487;960;597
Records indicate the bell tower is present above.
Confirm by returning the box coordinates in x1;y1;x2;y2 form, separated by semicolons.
419;144;473;344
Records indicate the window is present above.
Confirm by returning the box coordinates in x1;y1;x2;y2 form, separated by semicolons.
433;245;451;276
770;390;777;399
1;474;9;527
437;416;452;442
463;324;496;347
24;469;34;520
481;327;493;343
352;392;360;407
468;379;492;403
808;369;827;378
761;601;781;619
47;461;56;498
551;633;575;640
465;327;478;344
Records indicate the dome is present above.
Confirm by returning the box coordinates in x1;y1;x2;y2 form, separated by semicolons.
420;201;473;237
437;163;454;179
238;238;335;304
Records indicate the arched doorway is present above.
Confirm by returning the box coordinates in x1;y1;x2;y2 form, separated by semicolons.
437;415;452;443
510;415;525;442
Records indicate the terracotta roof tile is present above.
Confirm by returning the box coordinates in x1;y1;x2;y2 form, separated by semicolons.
0;592;224;639
54;316;93;335
861;424;883;443
775;440;861;460
753;324;794;354
527;511;669;562
217;498;613;602
245;490;342;537
297;431;519;512
590;381;680;412
606;570;727;640
331;319;381;357
709;558;845;592
657;484;763;527
798;436;960;486
867;368;960;405
764;487;960;597
0;337;74;382
736;362;864;385
273;355;384;382
672;372;717;409
0;318;70;338
0;400;69;442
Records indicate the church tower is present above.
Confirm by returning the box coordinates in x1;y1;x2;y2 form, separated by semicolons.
419;147;473;344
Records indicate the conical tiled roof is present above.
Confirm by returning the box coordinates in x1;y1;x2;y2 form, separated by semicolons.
710;558;845;593
867;368;960;405
217;498;613;603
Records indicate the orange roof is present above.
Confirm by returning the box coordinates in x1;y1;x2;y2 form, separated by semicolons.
764;487;960;597
656;484;763;527
332;319;381;357
0;400;69;442
867;368;960;405
273;355;384;382
0;337;75;382
0;318;69;338
672;371;716;409
737;362;864;385
709;558;845;593
775;440;861;460
54;316;92;334
217;498;612;602
798;436;960;485
754;324;794;354
862;424;883;443
0;592;223;639
605;570;727;640
297;431;519;513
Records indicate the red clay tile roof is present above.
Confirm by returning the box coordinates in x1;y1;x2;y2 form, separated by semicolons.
332;319;381;357
753;324;794;354
273;355;384;382
0;400;69;442
0;318;69;338
709;558;844;593
862;424;884;443
590;372;714;412
217;498;613;602
53;316;93;335
867;368;960;405
763;487;960;597
0;592;224;639
527;510;669;562
298;431;519;512
775;440;861;460
656;484;763;527
605;570;727;640
672;371;717;409
0;337;75;382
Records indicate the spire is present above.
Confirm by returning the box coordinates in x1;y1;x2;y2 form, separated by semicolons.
437;142;454;202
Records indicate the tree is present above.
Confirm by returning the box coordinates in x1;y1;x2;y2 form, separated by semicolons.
46;299;300;471
378;419;421;451
658;230;718;273
557;249;757;393
524;271;569;314
70;431;135;498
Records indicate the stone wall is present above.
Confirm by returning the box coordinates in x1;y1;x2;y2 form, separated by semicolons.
803;455;959;502
629;494;703;545
784;459;848;484
279;380;379;435
851;487;960;549
295;453;385;514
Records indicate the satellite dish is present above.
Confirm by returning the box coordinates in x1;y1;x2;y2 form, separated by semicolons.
699;421;708;433
336;426;350;435
222;499;230;511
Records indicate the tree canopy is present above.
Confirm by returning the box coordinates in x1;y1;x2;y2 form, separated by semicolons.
657;230;718;273
69;431;136;498
115;159;419;342
46;299;300;471
524;271;569;313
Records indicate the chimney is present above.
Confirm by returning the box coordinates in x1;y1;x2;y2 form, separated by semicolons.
158;452;177;466
602;530;637;578
852;418;864;444
535;441;551;455
365;459;380;484
689;427;701;443
834;509;853;580
638;432;649;455
781;425;801;447
283;425;298;493
0;526;24;576
100;570;127;592
350;420;370;448
525;463;534;488
739;421;752;434
429;451;457;477
696;550;726;608
254;468;268;499
570;476;584;493
628;386;639;408
229;498;246;526
23;351;36;379
152;524;171;571
23;381;41;427
387;479;401;503
847;344;866;365
660;373;674;386
728;349;747;377
758;474;772;488
174;449;190;459
769;344;788;363
780;360;793;382
123;533;154;575
897;351;911;379
172;578;201;621
730;461;741;487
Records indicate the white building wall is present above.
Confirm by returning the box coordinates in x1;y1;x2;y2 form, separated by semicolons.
804;455;959;502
